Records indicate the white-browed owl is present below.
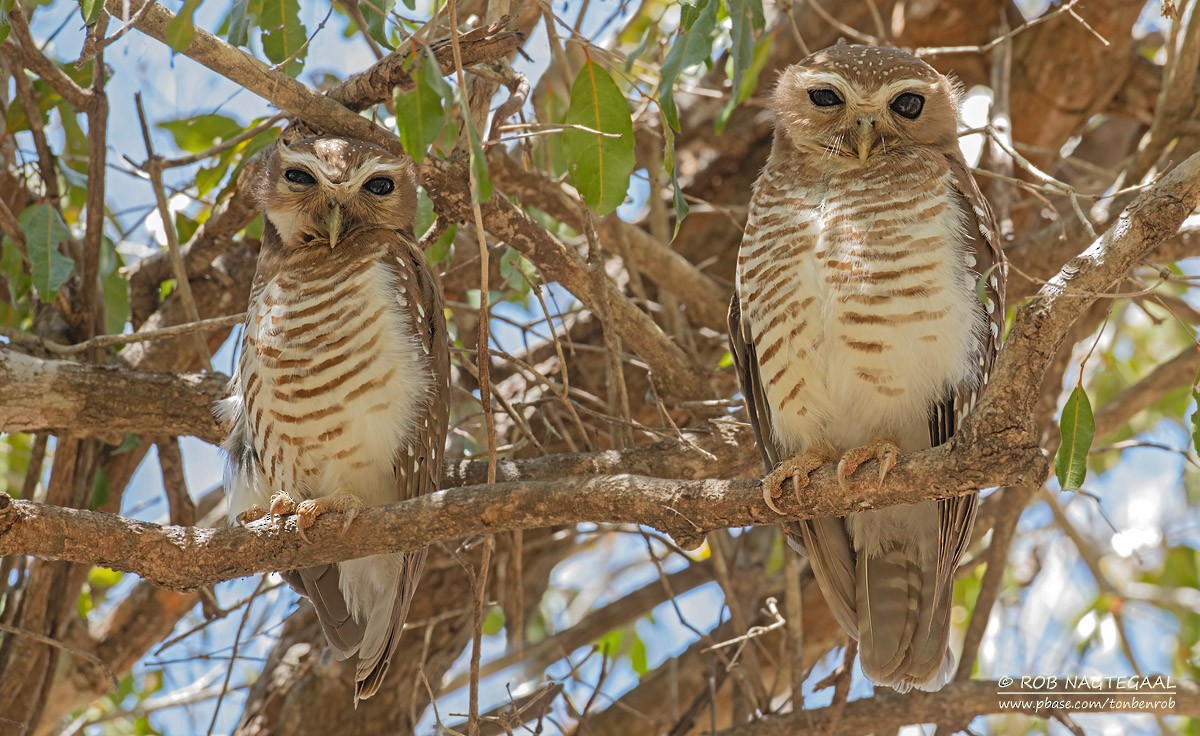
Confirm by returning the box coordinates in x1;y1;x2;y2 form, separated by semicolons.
729;44;1006;692
219;135;450;703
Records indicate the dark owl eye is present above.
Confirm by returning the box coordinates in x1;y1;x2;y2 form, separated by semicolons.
890;92;925;119
284;168;316;185
364;177;394;195
808;88;843;107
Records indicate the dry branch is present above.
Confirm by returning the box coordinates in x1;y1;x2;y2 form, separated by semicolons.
0;431;1046;592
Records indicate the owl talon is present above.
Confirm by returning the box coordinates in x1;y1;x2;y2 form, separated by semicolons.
760;450;832;515
269;491;299;525
836;439;901;491
294;488;366;543
236;505;267;526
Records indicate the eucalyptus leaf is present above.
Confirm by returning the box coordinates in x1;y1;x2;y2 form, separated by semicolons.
659;0;718;130
19;203;74;299
1055;385;1096;491
395;51;449;164
260;0;307;76
164;0;203;52
562;61;636;215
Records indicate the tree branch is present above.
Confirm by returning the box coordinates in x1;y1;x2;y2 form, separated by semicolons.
0;430;1045;592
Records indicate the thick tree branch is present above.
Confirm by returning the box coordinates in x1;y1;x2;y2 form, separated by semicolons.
0;431;1045;592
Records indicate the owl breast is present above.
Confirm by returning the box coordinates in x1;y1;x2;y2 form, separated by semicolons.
738;153;985;455
237;252;431;509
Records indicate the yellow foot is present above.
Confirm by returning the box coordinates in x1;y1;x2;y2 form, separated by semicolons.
236;505;267;526
836;438;901;491
295;487;365;543
269;490;300;525
761;449;833;515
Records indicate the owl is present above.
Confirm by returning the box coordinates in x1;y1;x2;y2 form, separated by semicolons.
728;44;1005;692
219;136;450;703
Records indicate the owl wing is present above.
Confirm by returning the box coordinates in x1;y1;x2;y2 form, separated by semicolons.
728;293;782;469
927;153;1007;598
353;234;451;701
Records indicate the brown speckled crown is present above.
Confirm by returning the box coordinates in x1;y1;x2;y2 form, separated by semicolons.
798;44;942;86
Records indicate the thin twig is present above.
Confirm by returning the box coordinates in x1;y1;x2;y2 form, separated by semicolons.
0;621;118;692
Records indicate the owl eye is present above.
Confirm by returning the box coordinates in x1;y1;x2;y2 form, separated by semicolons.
808;88;843;107
890;92;925;120
364;177;395;196
284;169;316;185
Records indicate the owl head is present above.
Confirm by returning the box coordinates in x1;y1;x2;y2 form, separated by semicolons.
772;44;961;164
259;136;418;248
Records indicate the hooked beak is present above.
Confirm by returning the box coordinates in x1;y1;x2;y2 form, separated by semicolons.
327;204;342;249
856;118;875;163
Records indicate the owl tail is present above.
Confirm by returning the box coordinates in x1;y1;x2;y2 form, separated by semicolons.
353;548;429;705
282;564;364;657
855;546;955;693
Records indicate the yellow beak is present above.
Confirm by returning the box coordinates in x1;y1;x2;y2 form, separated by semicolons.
857;118;875;163
327;204;342;249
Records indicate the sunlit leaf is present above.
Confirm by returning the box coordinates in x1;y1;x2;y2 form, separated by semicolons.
158;114;243;153
1055;385;1096;491
19;203;74;299
88;567;123;589
164;0;203;52
630;633;648;676
659;0;718;130
482;605;505;636
77;0;103;26
563;61;635;215
260;0;307;77
395;51;449;164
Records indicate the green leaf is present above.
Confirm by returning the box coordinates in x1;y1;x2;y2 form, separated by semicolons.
426;225;455;266
158;114;244;153
77;0;103;26
457;90;492;204
260;0;307;76
717;33;773;132
562;61;636;215
717;350;733;369
164;0;203;52
100;238;129;334
19;204;74;299
226;0;262;47
112;433;141;455
0;0;13;44
1;237;29;307
88;567;123;589
482;605;505;636
662;123;689;236
722;0;763;125
76;587;93;618
659;0;718;130
1190;366;1199;456
89;467;108;509
357;0;395;50
395;51;449;164
500;247;535;296
1055;384;1096;491
629;633;648;676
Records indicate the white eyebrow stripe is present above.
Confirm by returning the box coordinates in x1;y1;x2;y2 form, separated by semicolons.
790;73;940;109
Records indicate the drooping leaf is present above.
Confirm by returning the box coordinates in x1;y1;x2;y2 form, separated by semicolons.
457;90;492;204
1056;384;1096;491
717;33;773;132
1191;366;1199;456
226;0;263;47
395;50;449;164
19;203;74;299
357;0;396;50
164;0;203;52
562;61;636;215
158;114;244;153
99;237;129;334
260;0;307;77
722;0;764;127
662;122;689;236
659;0;718;130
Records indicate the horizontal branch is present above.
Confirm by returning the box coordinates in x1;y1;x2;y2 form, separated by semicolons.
0;435;1045;591
718;678;1200;735
0;350;226;442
